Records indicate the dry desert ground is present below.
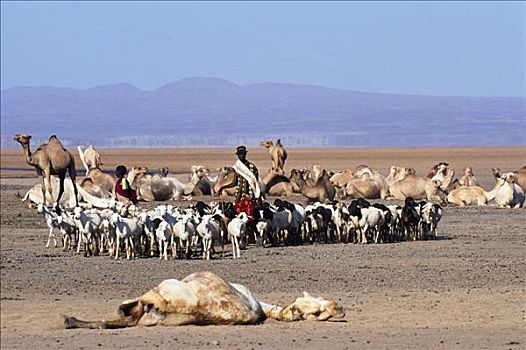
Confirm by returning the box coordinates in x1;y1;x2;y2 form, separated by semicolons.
1;146;525;350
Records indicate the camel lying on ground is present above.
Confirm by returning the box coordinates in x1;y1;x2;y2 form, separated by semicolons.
80;168;116;199
446;185;497;206
389;175;446;202
385;166;415;187
260;139;288;175
290;169;335;202
212;167;289;197
20;177;111;209
127;167;200;202
64;271;345;329
493;171;525;208
344;165;389;199
516;166;526;192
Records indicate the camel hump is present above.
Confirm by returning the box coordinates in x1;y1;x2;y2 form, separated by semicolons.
48;135;66;148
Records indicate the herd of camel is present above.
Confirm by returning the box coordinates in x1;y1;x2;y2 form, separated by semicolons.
13;134;526;209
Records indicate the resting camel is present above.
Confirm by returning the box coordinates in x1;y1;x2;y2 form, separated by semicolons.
20;177;111;209
459;167;478;187
492;171;525;208
127;167;200;201
495;166;526;193
446;185;497;206
64;271;344;329
212;167;240;197
389;175;446;202
78;145;102;175
190;165;218;195
516;165;526;192
14;134;78;207
260;139;288;174
290;169;335;202
213;167;291;197
429;163;455;191
385;166;415;187
339;165;389;199
80;169;116;199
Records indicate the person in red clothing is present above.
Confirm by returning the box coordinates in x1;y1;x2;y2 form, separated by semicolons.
114;165;137;204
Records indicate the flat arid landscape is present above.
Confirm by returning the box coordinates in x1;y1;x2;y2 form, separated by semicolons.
1;146;525;349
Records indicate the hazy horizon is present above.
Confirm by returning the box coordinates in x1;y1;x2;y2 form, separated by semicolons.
2;76;525;99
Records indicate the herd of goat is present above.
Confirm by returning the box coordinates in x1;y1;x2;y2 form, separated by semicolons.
36;196;442;260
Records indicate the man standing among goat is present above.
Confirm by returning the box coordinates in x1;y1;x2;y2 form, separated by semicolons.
232;145;261;221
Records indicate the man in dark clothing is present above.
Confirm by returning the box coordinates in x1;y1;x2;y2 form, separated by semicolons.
233;146;260;203
114;165;137;204
232;146;262;245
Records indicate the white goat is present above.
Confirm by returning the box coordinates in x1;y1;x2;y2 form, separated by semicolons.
73;206;102;256
110;212;142;260
228;212;249;259
37;204;60;248
155;220;172;260
55;213;77;251
196;214;225;260
171;215;195;259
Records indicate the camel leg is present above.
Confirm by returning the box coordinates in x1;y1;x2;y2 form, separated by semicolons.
39;174;48;206
56;172;66;207
63;315;139;329
69;162;79;207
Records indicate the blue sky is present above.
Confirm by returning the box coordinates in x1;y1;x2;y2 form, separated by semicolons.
1;1;524;96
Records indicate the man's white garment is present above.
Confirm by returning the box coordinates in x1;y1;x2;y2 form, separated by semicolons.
233;160;261;199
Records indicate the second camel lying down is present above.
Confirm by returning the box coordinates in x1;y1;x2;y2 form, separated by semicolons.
64;271;345;329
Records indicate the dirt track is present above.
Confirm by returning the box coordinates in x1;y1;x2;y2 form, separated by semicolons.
1;147;525;349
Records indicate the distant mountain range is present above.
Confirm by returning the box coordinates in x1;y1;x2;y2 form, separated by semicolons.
1;77;525;148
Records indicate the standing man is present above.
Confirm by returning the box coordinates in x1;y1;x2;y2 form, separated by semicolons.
232;145;261;221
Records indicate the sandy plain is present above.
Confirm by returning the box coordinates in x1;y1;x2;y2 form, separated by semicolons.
1;146;525;350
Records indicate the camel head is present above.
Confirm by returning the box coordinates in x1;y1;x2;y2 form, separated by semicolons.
491;168;501;179
278;292;345;321
13;134;31;145
191;165;210;178
159;167;169;177
212;167;236;195
437;163;448;175
388;166;399;178
504;172;517;183
463;167;473;176
260;140;273;149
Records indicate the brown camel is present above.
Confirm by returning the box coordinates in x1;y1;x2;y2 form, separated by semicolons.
290;169;335;203
14;134;78;206
260;139;288;175
214;167;291;197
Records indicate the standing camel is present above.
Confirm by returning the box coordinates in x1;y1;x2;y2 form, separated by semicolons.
14;134;78;207
260;139;288;174
78;144;102;175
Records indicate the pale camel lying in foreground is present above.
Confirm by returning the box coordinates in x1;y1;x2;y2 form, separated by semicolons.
64;271;345;329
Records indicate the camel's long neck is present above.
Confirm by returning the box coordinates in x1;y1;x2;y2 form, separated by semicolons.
484;183;499;201
182;173;200;195
20;142;37;166
259;302;284;320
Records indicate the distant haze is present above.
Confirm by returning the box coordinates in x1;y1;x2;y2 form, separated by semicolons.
1;77;525;148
